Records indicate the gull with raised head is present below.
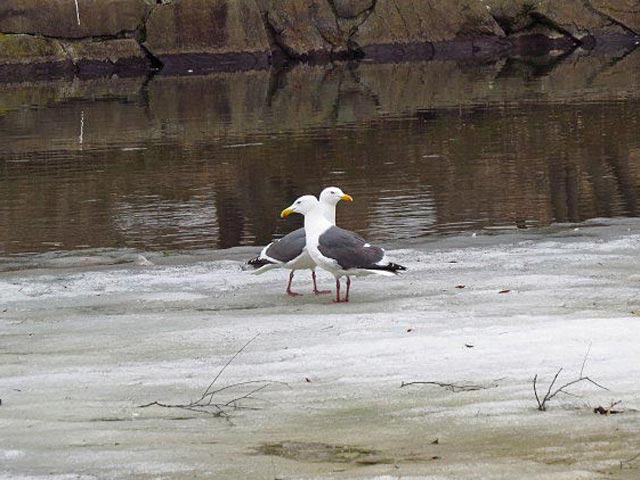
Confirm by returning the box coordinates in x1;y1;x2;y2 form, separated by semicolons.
248;187;353;296
280;195;406;303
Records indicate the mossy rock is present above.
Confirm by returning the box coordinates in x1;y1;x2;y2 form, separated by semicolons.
0;34;66;63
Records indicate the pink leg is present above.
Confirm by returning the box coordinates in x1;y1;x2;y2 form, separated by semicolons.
333;278;342;303
286;271;302;297
345;276;351;302
333;277;350;303
312;271;331;295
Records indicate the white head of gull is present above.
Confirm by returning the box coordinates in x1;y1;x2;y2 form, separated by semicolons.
317;186;352;224
281;194;406;303
247;187;353;296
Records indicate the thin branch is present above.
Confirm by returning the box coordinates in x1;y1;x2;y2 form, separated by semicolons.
138;334;283;417
533;349;608;411
197;334;260;403
200;379;281;403
584;377;609;391
580;342;592;378
594;400;624;415
221;384;269;407
533;374;541;409
137;400;228;416
542;368;563;406
400;380;500;392
620;452;640;470
556;389;581;398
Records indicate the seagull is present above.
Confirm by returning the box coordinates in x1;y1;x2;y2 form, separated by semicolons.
247;187;353;296
281;195;406;303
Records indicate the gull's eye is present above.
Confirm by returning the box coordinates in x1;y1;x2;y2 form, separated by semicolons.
331;191;336;195
296;201;301;204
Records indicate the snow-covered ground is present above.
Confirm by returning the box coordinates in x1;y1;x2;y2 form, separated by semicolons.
1;218;640;479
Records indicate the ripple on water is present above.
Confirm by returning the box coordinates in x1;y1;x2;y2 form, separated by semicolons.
1;55;640;255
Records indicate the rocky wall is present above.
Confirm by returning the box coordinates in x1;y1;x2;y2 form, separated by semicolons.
0;0;638;80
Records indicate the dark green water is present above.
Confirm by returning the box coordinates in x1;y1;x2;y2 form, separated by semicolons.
1;50;640;255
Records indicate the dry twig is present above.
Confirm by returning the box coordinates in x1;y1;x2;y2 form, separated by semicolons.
139;334;283;417
533;344;608;411
400;380;500;392
620;452;640;470
593;400;623;415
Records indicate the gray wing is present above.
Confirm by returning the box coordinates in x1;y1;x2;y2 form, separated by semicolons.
264;228;306;263
317;226;385;270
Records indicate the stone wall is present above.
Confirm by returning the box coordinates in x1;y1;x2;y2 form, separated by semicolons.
0;0;638;80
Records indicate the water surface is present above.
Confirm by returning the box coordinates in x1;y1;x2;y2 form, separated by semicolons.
1;50;640;255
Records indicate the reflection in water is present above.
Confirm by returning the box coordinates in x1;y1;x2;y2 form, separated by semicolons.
368;186;437;240
113;193;221;250
1;49;640;255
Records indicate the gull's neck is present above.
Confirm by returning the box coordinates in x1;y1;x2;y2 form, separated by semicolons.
318;200;336;225
304;205;332;244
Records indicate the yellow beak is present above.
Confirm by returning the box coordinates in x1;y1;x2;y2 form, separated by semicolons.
281;207;295;218
341;193;353;202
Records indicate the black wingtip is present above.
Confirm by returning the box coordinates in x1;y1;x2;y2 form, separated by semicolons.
388;262;407;273
247;256;274;269
367;262;407;273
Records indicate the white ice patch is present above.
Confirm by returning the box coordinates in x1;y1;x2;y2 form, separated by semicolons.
0;450;25;460
3;219;640;478
1;259;251;304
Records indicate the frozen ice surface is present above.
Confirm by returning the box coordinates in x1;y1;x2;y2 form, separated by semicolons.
1;218;640;479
